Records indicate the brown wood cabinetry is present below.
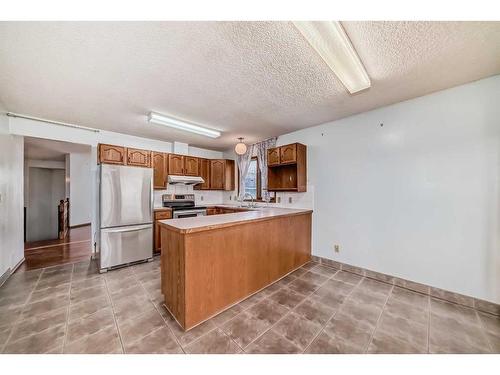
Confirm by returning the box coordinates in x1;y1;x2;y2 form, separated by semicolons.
160;210;312;330
184;156;199;176
279;143;297;164
154;210;172;253
268;143;307;192
152;152;166;189
210;159;235;191
194;158;210;190
167;154;185;175
127;148;151;167
267;147;281;166
98;144;126;165
97;144;235;192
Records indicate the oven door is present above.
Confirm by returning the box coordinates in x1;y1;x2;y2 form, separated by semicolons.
173;209;207;219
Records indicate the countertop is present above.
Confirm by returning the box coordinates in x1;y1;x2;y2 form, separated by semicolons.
158;206;312;233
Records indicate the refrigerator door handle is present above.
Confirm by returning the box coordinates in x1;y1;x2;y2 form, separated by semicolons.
102;224;152;233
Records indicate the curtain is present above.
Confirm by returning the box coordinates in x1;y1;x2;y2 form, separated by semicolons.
255;137;277;197
236;144;255;200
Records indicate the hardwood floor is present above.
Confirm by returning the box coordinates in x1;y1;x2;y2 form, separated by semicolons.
18;225;92;272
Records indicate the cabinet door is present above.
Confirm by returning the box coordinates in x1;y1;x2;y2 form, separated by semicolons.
184;156;199;176
206;207;217;216
152;152;166;189
267;147;280;166
99;144;126;165
127;148;151;167
154;220;161;253
280;144;297;164
195;158;210;190
210;160;225;190
168;154;184;175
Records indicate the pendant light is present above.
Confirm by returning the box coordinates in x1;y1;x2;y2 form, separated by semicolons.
234;137;247;155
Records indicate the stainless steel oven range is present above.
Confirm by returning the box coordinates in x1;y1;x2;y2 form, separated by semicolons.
162;194;207;219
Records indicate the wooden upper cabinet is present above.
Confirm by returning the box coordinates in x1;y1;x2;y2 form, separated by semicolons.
195;158;210;190
267;147;280;166
279;144;297;164
267;143;306;192
99;144;126;165
184;156;199;176
210;159;225;190
168;154;184;175
152;152;166;189
127;148;151;167
210;159;235;191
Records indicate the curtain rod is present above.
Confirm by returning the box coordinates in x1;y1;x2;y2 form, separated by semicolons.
6;112;100;133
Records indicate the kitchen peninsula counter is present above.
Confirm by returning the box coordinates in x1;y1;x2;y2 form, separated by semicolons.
159;206;312;233
159;206;312;330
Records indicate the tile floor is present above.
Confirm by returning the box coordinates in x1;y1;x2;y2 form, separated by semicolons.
1;259;499;354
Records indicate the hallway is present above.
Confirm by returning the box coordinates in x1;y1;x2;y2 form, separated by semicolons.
18;225;92;272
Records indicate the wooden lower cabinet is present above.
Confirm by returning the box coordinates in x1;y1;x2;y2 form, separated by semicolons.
160;211;312;330
154;210;172;253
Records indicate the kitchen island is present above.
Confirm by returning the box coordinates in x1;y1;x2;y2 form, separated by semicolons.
159;207;312;331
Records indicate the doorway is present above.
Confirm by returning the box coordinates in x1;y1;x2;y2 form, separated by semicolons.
20;137;93;271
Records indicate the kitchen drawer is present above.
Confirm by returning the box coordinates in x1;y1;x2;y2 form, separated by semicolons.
154;210;172;220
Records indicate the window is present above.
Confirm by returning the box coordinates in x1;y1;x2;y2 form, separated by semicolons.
243;157;260;200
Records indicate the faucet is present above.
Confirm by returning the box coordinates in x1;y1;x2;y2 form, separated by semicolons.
243;192;255;208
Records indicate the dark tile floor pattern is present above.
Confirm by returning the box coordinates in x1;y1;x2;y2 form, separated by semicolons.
1;259;499;354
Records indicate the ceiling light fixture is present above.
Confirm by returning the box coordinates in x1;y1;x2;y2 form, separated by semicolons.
292;21;371;94
234;138;247;155
148;112;221;139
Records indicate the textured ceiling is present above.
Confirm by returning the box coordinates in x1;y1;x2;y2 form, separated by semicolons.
24;137;90;161
1;21;499;151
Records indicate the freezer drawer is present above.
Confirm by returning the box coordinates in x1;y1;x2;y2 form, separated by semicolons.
100;224;153;270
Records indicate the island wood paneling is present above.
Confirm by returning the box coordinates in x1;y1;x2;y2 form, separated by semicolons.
160;211;312;330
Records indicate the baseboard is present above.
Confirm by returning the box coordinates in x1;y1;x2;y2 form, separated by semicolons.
0;268;10;288
312;255;500;317
0;257;25;288
69;223;91;229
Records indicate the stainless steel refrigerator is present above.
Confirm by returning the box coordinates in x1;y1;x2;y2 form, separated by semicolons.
99;164;153;272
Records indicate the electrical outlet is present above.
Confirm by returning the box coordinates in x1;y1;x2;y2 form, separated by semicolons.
277;196;281;203
288;197;292;204
200;196;204;201
334;244;340;253
229;195;232;201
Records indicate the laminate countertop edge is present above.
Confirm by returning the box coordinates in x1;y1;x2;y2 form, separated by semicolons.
158;208;313;234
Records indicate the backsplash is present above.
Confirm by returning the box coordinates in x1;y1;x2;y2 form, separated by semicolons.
222;185;314;210
154;184;314;210
153;185;224;207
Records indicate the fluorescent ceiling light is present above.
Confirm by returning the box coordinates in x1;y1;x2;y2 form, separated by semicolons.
148;112;221;138
293;21;371;94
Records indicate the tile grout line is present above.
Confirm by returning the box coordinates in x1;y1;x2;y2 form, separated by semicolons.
240;265;340;352
61;264;75;353
103;274;126;354
177;266;312;351
133;266;187;354
301;273;365;354
1;268;44;353
363;283;395;353
475;309;494;353
427;294;431;353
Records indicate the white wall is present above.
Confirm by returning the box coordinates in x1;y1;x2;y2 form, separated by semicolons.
26;167;65;242
277;75;500;304
0;114;24;277
68;151;92;226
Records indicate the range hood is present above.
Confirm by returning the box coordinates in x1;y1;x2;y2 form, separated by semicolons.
167;175;205;185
